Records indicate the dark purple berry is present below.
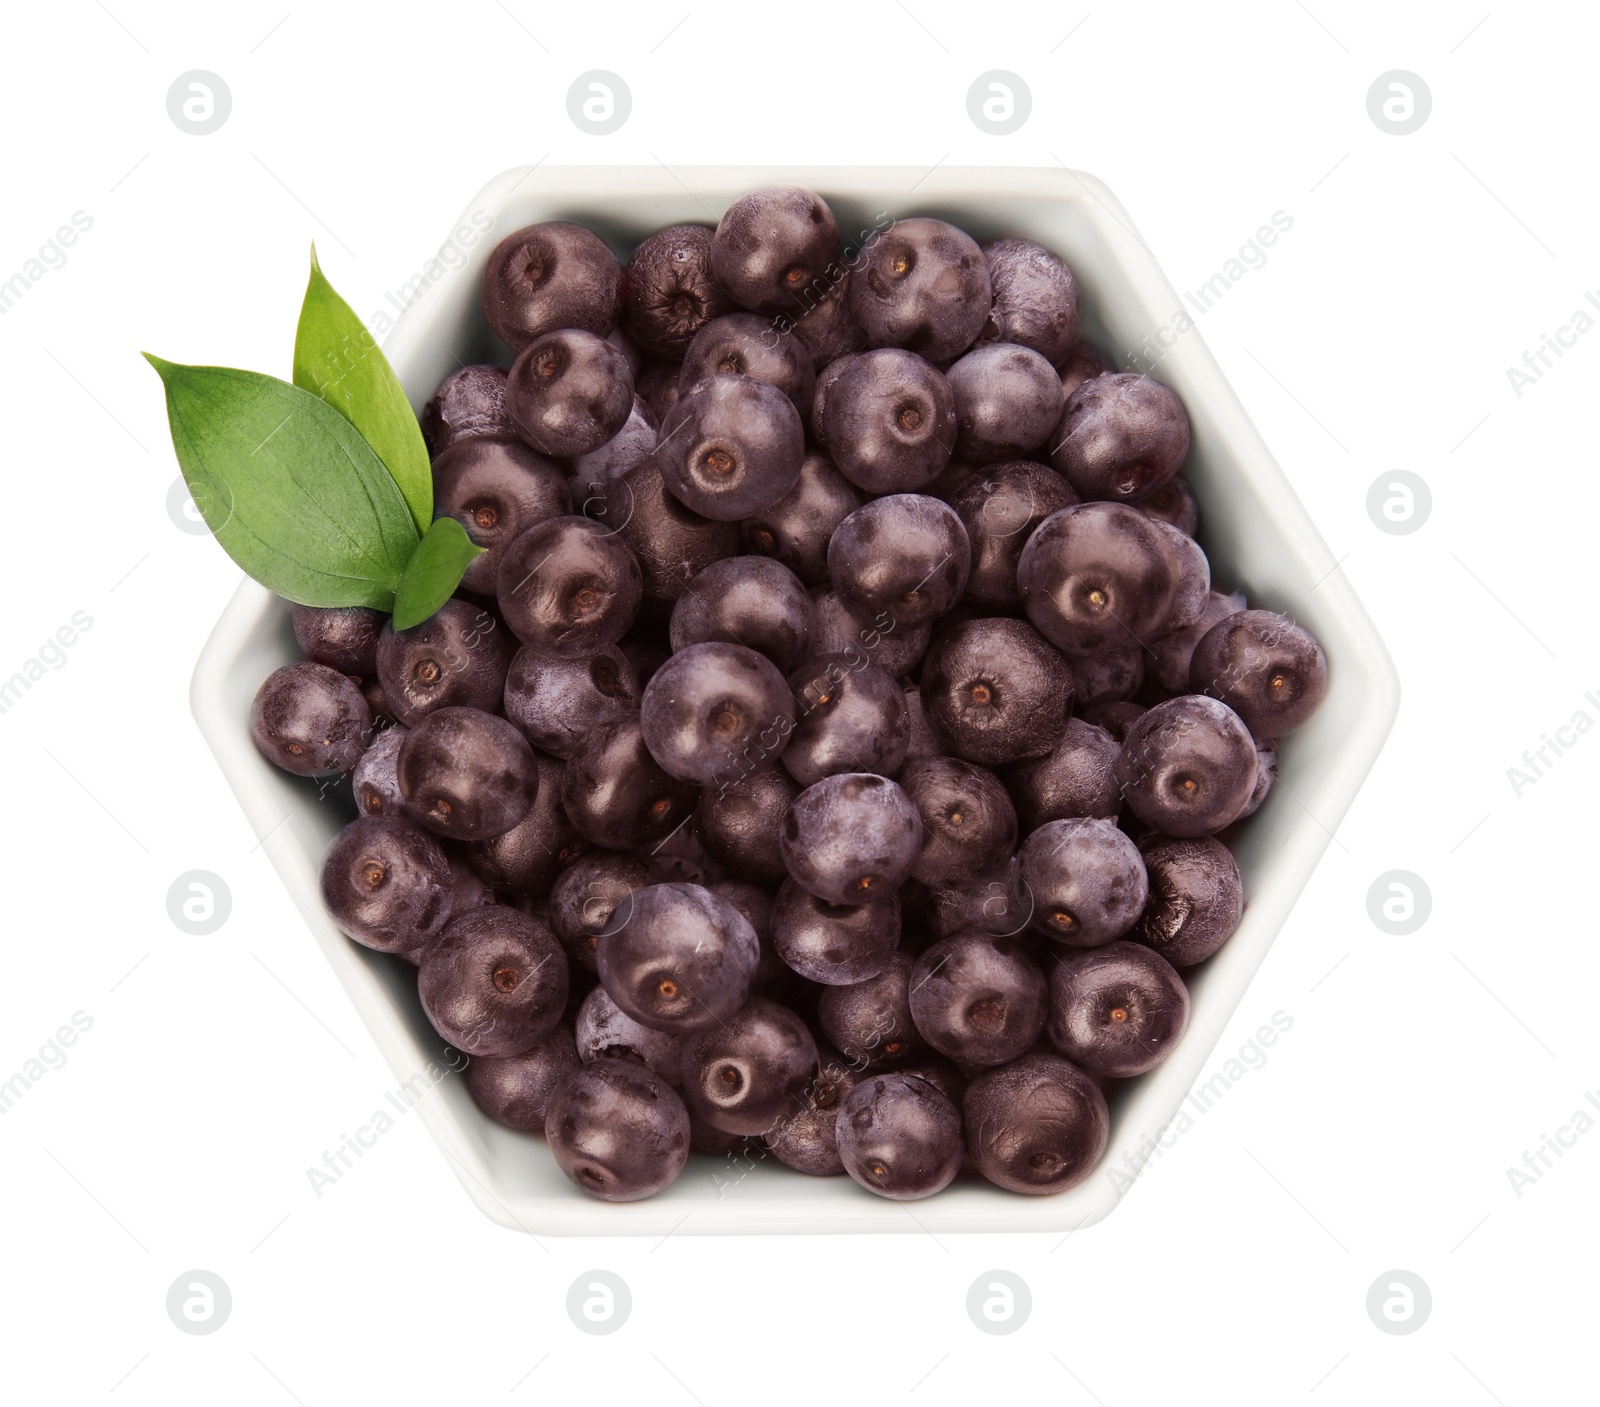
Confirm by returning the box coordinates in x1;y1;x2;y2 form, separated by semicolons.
978;237;1081;364
575;983;684;1082
640;640;795;788
293;605;384;677
670;556;814;672
680;312;815;415
817;951;926;1069
548;850;657;972
828;494;971;631
1138;475;1199;536
422;364;514;457
507;329;634;458
418;906;568;1056
569;395;659;489
851;217;991;364
765;1046;862;1175
596;882;759;1033
1050;372;1190;503
784;654;909;786
321;815;453;957
496;516;642;657
899;756;1017;887
482;221;621;351
908;931;1047;1067
251;661;371;777
781;773;923;905
1149;590;1243;694
921;617;1073;766
375;599;511;728
680;997;818;1135
946;342;1061;463
503;643;641;760
1133;834;1244;968
697;766;799;882
819;348;955;494
623;224;736;358
963;1052;1108;1195
1190;609;1329;739
710;186;841;315
353;724;408;818
810;589;930;679
1114;695;1258;836
924;858;1033;941
561;715;697;850
587;454;738;601
545;1059;690;1201
397;706;538;842
1019;816;1148;947
836;1071;963;1200
466;1021;579;1131
739;450;864;586
656;374;804;521
788;268;866;369
1070;646;1145;710
1006;717;1122;830
1047;941;1189;1077
950;462;1078;612
465;750;583;895
1057;340;1109;400
431;437;570;594
771;876;900;985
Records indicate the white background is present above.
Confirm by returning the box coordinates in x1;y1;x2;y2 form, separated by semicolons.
1;1;1594;1401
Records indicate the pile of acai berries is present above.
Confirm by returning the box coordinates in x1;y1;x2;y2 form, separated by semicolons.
249;185;1328;1203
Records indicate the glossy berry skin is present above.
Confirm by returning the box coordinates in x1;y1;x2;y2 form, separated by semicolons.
978;237;1081;365
680;312;816;416
640;641;794;788
1070;646;1145;710
771;876;900;985
951;462;1078;612
1020;817;1148;947
1047;941;1190;1077
765;1047;862;1175
670;556;814;673
465;750;583;895
1133;834;1244;968
922;855;1029;939
696;766;799;882
562;715;697;851
432;437;570;594
292;605;384;677
740;450;864;586
1150;589;1243;694
1080;699;1146;743
1152;521;1210;634
1138;475;1199;536
909;931;1047;1067
784;654;908;786
251;661;371;777
903;685;944;765
376;599;511;728
789;268;867;370
1114;695;1258;837
502;643;640;760
963;1052;1109;1195
623;224;736;358
1190;609;1329;739
828;495;971;631
1240;739;1277;819
395;707;538;844
575;983;684;1082
544;1058;691;1201
466;1021;579;1131
810;590;930;679
1058;341;1109;401
851;217;991;364
1006;717;1123;830
819;349;956;494
482;221;621;351
1050;372;1190;503
817;951;926;1069
423;364;514;458
946;342;1061;463
1018;502;1181;657
418;906;568;1057
549;850;657;972
321;815;453;957
507;329;634;458
809;353;855;446
781;773;923;905
836;1071;963;1201
900;756;1018;887
589;455;738;600
496;516;642;657
569;395;658;489
596;882;760;1033
680;997;819;1136
921;617;1073;766
657;374;805;521
710;185;841;315
353;725;408;818
709;878;781;983
635;359;684;425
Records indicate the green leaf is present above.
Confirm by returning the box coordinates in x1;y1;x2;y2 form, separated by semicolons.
144;355;419;610
293;245;433;534
392;517;486;630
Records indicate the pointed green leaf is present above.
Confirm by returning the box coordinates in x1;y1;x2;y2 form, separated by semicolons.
145;355;419;609
392;517;486;630
293;246;433;534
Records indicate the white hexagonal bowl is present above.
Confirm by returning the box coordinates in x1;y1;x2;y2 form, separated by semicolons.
191;165;1398;1236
